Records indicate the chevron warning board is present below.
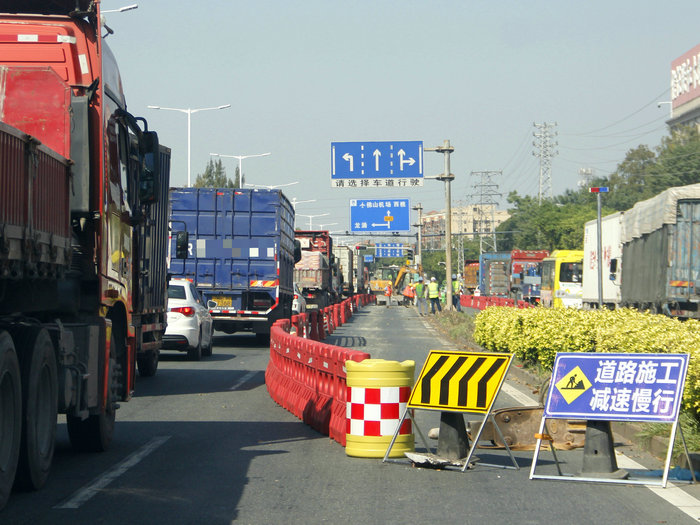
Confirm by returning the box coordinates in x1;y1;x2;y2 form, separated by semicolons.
408;350;512;413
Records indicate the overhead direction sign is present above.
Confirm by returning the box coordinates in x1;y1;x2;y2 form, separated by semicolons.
544;352;689;422
350;198;411;232
331;141;423;188
376;243;404;258
408;350;512;413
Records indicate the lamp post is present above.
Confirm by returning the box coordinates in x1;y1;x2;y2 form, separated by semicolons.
246;181;298;190
147;104;231;187
290;198;316;211
297;213;329;229
210;152;271;187
102;4;138;13
318;223;338;231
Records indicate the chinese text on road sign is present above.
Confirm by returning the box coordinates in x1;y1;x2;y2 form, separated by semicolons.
544;352;689;422
331;141;423;188
350;198;411;232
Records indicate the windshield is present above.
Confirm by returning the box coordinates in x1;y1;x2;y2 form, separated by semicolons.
167;284;187;300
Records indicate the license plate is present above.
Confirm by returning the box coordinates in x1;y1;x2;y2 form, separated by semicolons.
212;295;232;308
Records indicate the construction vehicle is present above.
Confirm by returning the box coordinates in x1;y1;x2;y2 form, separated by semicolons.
0;1;171;508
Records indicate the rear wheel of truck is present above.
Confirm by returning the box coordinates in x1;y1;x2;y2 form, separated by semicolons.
137;349;159;377
0;331;21;509
13;326;57;491
67;334;118;453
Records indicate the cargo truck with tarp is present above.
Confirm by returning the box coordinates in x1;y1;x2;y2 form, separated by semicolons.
619;183;700;318
168;188;296;337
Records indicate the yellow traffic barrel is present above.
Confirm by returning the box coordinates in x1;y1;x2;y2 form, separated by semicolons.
346;359;415;458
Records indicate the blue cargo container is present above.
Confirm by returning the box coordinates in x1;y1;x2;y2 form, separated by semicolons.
168;188;295;336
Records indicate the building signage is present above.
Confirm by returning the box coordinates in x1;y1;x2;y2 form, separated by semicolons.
544;352;689;422
671;43;700;109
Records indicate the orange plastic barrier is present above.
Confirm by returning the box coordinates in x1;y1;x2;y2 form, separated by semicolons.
266;295;374;446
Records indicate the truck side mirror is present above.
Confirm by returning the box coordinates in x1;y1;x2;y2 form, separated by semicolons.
175;231;189;259
140;131;160;204
293;239;302;264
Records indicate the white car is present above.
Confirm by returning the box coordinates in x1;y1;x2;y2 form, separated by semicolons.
292;283;307;315
164;278;214;361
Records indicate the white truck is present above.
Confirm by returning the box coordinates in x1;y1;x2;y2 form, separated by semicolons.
336;246;355;297
582;212;623;309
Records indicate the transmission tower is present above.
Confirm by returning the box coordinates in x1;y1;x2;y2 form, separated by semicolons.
532;122;558;203
469;170;502;254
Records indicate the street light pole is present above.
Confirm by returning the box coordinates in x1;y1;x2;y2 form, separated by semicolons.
425;140;455;311
147;104;231;187
290;198;316;211
297;213;329;229
210;152;271;187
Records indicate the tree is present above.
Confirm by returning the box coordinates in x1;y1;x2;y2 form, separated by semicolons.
193;159;234;188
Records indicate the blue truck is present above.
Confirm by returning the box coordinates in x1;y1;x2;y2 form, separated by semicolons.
168;188;296;337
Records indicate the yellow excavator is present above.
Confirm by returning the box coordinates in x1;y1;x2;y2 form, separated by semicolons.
368;261;423;305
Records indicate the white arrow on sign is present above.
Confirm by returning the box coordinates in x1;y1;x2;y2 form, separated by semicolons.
373;149;381;171
342;152;354;172
371;210;392;228
398;149;415;171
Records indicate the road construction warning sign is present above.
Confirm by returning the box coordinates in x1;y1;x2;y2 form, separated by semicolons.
554;365;592;404
408;350;512;413
544;352;689;422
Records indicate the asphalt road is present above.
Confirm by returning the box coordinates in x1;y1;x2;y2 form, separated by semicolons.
3;302;699;524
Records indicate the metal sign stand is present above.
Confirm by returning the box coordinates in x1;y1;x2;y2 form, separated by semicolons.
530;414;696;487
383;398;519;471
531;352;695;488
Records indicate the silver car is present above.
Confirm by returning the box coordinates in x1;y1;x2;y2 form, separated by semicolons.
163;278;214;361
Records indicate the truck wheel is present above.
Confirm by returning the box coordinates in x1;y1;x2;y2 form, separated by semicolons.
137;349;159;377
13;327;57;491
66;336;118;452
0;331;21;509
187;331;202;361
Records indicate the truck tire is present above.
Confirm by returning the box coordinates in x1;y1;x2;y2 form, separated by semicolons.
13;326;57;491
137;349;159;377
66;336;117;453
0;331;21;509
187;331;202;361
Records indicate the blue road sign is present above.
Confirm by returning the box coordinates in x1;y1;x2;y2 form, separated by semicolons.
376;243;404;258
544;352;689;422
331;141;423;188
364;254;374;263
350;198;411;232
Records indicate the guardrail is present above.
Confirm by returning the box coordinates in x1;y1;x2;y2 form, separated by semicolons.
265;295;376;445
460;294;533;310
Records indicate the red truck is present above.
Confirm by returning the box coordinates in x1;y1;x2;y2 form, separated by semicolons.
0;1;173;508
294;230;337;309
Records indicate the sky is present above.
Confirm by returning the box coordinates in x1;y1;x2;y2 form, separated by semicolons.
101;0;700;238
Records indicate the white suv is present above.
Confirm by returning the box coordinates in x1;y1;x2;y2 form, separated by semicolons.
163;279;214;361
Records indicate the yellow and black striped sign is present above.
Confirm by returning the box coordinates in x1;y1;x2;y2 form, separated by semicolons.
408;350;512;413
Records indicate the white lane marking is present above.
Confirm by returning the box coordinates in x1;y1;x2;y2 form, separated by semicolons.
615;453;700;520
501;382;538;406
54;436;171;509
229;371;257;391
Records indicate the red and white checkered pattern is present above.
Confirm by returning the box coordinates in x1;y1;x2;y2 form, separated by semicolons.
346;386;412;437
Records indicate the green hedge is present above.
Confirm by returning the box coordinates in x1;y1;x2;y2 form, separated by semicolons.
473;307;700;418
